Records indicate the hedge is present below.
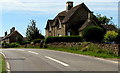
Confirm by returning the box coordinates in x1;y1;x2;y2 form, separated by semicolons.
2;43;20;48
33;38;41;44
82;26;105;42
45;36;82;44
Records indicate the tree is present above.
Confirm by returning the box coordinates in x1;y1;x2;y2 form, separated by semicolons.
26;20;40;41
96;14;113;24
116;29;120;43
104;31;118;42
82;26;105;42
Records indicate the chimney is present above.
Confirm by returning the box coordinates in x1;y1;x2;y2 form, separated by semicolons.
66;1;73;11
5;31;7;36
10;27;15;33
12;27;15;31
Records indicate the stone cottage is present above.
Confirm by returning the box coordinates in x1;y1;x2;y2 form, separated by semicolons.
2;27;23;43
45;1;105;37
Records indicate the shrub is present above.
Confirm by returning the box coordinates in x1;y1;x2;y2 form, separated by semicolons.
116;29;120;43
2;43;20;48
9;43;20;48
82;26;105;42
45;36;82;44
2;43;10;48
33;38;41;44
104;31;118;42
21;41;31;45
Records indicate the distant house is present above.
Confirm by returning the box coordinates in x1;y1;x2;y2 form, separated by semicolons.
45;1;105;37
102;24;118;31
2;27;23;43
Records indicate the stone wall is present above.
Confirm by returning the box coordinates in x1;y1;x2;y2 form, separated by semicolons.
47;42;119;56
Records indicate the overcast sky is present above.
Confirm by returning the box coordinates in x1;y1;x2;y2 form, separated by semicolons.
0;0;119;37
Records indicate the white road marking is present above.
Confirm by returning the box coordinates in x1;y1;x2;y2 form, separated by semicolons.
0;52;11;73
18;49;25;51
46;50;118;64
45;56;69;67
6;61;10;69
28;51;39;55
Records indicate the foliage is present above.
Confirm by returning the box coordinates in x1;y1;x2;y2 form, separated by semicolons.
2;43;10;48
46;42;118;58
45;36;82;44
2;43;20;48
82;26;105;42
116;29;120;43
9;43;20;48
104;31;118;42
96;14;113;24
21;41;31;45
33;38;41;44
26;20;41;41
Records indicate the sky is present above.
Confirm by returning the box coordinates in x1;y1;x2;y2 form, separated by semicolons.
0;0;120;37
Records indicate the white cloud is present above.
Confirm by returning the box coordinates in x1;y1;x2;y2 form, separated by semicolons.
0;0;119;14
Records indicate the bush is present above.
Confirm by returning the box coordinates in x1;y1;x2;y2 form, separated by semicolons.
116;29;120;43
33;38;42;44
21;41;31;45
2;43;10;48
45;36;82;44
104;31;118;42
82;26;105;42
9;43;20;48
2;43;20;48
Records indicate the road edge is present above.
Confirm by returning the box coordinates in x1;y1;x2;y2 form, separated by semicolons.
1;52;11;73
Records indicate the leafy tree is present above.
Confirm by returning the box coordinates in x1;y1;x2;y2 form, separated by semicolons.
26;20;40;41
96;14;113;24
116;29;120;43
82;26;105;42
104;31;118;42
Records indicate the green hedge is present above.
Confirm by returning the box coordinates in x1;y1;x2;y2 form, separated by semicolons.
82;26;105;42
21;41;31;45
2;43;20;48
45;36;82;44
33;38;41;44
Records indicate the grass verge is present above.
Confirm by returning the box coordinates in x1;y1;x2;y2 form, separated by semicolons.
44;47;119;58
0;54;6;73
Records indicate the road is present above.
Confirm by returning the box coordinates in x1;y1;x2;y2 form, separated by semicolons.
0;48;119;73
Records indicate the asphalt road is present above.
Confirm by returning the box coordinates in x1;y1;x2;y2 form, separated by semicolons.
0;48;119;73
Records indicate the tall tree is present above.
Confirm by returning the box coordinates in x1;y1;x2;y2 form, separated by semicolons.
26;20;40;41
96;14;113;24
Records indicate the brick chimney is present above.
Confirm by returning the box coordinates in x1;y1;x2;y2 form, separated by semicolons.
66;1;73;11
10;27;15;33
5;31;7;36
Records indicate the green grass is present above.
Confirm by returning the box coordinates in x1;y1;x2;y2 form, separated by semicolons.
0;54;6;73
44;47;119;58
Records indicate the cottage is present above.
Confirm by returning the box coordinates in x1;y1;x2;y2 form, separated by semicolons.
45;1;105;37
2;27;23;43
